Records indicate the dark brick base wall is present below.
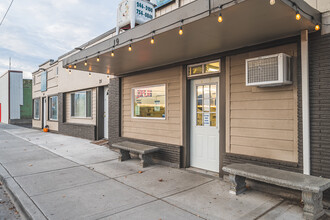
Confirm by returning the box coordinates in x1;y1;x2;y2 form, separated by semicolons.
59;123;96;140
58;93;97;140
309;32;330;199
108;77;182;167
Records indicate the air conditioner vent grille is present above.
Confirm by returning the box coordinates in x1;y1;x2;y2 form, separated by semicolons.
247;57;278;84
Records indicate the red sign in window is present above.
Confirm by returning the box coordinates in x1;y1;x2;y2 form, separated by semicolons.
136;89;152;98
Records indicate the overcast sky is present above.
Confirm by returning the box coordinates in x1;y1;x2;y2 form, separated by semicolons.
0;0;121;79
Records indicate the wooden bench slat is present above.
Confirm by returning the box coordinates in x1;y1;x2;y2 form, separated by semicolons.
223;163;330;193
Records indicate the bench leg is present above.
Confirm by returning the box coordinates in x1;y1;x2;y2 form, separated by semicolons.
229;174;246;195
302;191;325;220
119;149;131;162
139;154;152;168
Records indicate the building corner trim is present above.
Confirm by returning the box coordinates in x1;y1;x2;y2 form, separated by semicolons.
301;30;310;175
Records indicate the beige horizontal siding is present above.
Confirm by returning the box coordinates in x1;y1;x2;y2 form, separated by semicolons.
226;44;298;162
121;67;182;146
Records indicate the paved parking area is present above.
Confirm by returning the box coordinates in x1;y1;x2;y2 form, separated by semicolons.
0;123;304;220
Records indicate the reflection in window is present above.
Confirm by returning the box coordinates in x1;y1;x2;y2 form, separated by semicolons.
204;62;220;73
49;96;58;120
71;91;92;118
133;85;166;119
34;99;40;120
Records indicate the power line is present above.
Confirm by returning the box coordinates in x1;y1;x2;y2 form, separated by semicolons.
0;0;14;27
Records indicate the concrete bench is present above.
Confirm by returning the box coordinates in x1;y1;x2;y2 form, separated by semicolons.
223;163;330;220
112;141;160;168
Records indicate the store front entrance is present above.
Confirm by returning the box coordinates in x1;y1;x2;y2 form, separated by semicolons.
190;77;220;172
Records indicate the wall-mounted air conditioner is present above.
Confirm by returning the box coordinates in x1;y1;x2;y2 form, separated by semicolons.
245;53;292;87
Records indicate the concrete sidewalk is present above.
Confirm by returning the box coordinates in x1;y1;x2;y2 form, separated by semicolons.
0;124;304;220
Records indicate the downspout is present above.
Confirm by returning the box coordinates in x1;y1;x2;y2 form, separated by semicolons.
301;30;310;175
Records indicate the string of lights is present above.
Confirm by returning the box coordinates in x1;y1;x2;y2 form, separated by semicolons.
66;0;328;71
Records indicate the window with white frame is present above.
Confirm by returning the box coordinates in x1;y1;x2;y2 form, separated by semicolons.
188;60;220;77
132;84;166;119
71;91;92;118
49;96;58;120
34;99;40;120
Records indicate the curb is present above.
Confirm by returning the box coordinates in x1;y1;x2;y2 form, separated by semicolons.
0;164;47;220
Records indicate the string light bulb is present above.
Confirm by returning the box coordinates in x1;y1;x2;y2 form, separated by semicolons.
69;69;72;74
73;64;77;69
84;60;87;66
111;51;115;57
296;11;301;20
96;56;100;62
151;36;155;44
179;26;183;35
270;0;275;5
218;12;223;23
315;24;320;31
128;44;132;51
107;75;110;79
88;72;91;77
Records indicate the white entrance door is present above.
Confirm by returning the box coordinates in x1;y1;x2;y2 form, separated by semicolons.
104;86;109;139
190;77;220;172
42;97;47;128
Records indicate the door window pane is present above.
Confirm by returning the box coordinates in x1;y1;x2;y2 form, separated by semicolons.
211;85;216;98
189;65;202;76
197;86;203;99
197;99;203;112
210;113;216;127
197;113;203;126
204;85;210;99
203;99;210;112
210;98;216;112
204;62;220;73
133;85;166;119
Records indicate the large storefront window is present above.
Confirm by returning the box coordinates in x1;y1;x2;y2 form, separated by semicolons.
132;84;166;119
34;99;40;120
49;96;58;120
71;91;92;118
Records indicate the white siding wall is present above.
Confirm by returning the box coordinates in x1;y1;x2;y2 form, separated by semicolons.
9;72;23;120
0;72;9;123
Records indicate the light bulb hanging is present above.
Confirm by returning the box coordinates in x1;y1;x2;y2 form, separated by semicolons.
88;72;92;77
151;36;155;44
84;60;87;66
269;0;275;5
96;56;100;62
111;51;115;57
296;11;301;20
69;69;72;74
73;64;77;69
107;75;110;79
218;12;223;23
315;24;320;31
128;44;132;51
179;26;183;35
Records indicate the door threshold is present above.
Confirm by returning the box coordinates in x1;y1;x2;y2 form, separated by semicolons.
186;167;219;178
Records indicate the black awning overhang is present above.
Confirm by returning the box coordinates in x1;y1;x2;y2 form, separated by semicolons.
63;0;321;76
